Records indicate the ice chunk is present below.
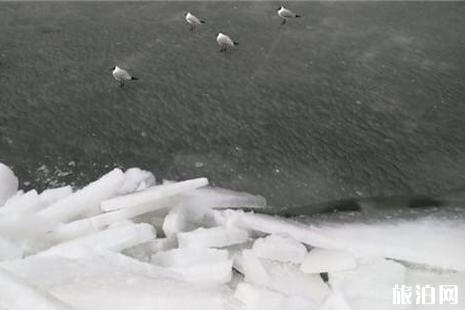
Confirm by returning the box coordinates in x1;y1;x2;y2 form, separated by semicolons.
0;267;75;310
162;206;193;239
329;257;406;302
101;177;208;212
152;248;232;284
234;283;316;310
179;187;266;209
178;226;249;248
0;190;41;215
146;238;177;253
39;223;156;258
118;168;155;195
235;250;329;304
316;218;465;271
252;234;307;264
152;248;229;268
234;250;270;284
38;168;125;224
234;282;286;310
52;196;176;242
223;211;332;248
0;163;18;207
39;186;73;208
301;249;357;274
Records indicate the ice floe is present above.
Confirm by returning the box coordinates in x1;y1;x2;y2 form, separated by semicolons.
0;163;464;310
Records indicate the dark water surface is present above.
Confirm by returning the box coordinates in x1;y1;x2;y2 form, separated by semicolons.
1;2;465;208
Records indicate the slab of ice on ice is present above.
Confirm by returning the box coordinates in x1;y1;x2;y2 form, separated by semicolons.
146;238;177;253
0;163;18;207
177;226;249;248
118;168;155;195
40;223;156;258
301;249;357;274
152;248;232;283
38;169;125;224
229;211;465;271
316;218;465;271
179;187;266;209
234;250;270;284
252;234;307;264
0;267;75;310
101;177;208;212
329;257;406;302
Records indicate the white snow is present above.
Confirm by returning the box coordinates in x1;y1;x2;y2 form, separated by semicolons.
0;162;463;310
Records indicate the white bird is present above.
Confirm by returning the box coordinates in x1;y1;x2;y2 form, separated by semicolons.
216;32;239;52
111;66;138;88
277;6;301;25
185;12;205;31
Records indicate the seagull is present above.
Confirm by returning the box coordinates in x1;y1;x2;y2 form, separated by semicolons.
111;66;138;88
185;12;205;31
216;32;239;52
277;6;301;25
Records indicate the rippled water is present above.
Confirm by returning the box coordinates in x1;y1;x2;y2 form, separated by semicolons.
1;2;465;209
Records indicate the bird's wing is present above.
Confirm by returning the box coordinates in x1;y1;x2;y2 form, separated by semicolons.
219;35;234;46
117;69;132;80
281;8;296;18
188;14;201;24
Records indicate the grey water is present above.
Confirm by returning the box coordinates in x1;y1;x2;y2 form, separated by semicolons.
1;2;465;209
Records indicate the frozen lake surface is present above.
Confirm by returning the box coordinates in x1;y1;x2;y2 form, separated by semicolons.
1;2;465;208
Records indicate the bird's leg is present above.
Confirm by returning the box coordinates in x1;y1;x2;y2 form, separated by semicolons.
119;80;124;88
281;18;287;25
189;24;194;32
219;45;226;52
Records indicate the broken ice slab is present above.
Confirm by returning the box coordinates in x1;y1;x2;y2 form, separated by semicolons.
151;248;232;284
38;169;125;224
52;196;176;242
177;226;249;248
179;187;266;210
118;167;156;195
163;206;194;239
39;223;156;258
329;257;406;303
146;238;177;253
39;186;73;208
226;210;465;271
252;234;307;264
0;190;41;215
0;267;75;310
300;249;357;274
234;282;317;310
0;163;18;207
235;249;329;305
152;248;229;268
49;273;232;310
100;177;209;212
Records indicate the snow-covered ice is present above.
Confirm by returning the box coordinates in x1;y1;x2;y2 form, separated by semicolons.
0;162;464;310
